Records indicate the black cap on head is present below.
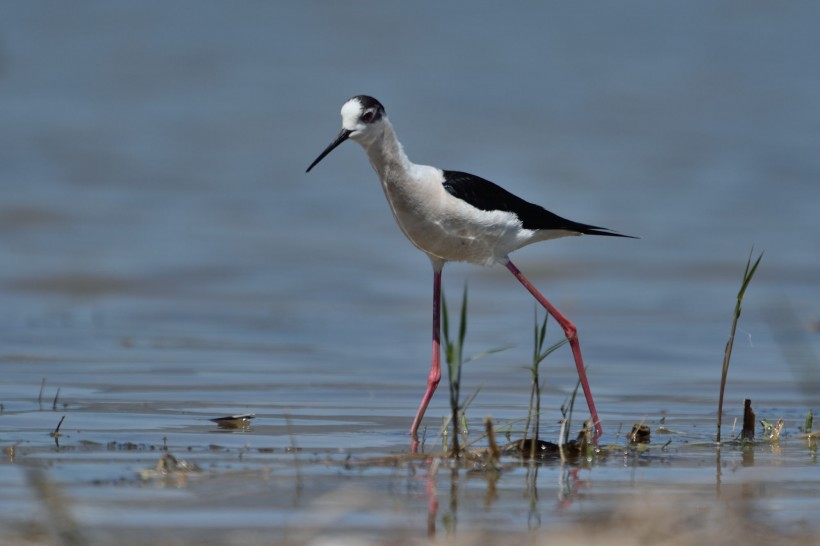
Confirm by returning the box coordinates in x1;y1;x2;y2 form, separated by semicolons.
350;95;385;113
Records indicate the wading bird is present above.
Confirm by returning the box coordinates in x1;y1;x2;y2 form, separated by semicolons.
307;95;632;445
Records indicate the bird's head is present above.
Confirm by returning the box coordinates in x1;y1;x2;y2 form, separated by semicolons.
306;95;386;172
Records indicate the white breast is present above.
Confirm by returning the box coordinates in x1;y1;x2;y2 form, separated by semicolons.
378;164;528;266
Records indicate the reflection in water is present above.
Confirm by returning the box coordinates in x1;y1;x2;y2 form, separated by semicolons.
425;448;594;538
742;445;755;468
526;463;541;530
443;467;459;537
425;462;438;539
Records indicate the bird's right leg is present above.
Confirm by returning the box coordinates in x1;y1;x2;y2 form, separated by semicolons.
410;264;443;449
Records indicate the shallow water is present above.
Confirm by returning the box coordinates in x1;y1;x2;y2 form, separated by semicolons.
1;2;819;544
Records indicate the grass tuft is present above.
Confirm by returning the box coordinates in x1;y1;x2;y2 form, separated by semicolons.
442;284;468;456
522;309;567;459
717;248;763;443
441;285;509;457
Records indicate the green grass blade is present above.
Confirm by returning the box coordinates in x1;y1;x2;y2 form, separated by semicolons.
717;247;763;443
457;284;468;364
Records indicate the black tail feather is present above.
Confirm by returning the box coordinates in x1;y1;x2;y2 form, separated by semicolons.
575;225;638;238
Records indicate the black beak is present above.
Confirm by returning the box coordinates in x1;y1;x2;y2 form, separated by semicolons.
306;128;352;173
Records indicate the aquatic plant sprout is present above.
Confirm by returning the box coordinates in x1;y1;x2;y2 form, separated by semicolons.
716;248;763;443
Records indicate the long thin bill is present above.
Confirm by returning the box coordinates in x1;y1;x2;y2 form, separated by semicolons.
306;128;352;173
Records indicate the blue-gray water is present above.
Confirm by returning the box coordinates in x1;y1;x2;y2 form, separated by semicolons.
1;2;819;543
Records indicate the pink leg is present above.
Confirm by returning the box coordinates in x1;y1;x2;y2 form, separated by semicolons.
410;266;443;443
505;259;603;441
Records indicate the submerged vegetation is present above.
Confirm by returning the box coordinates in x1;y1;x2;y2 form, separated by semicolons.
717;248;764;443
432;248;812;462
522;310;567;453
440;285;507;456
441;284;468;456
439;286;598;461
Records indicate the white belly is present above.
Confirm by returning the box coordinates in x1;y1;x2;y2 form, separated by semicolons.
379;166;530;266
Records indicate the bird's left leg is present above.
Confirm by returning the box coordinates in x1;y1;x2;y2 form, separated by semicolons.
504;259;603;441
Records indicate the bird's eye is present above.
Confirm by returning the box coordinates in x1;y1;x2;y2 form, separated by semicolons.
361;111;374;123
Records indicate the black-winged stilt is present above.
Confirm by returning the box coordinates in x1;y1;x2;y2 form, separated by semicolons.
307;95;632;444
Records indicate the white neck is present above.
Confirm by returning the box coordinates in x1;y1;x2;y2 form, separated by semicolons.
358;119;414;180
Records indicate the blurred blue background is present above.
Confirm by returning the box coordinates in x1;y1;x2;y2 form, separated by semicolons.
1;1;818;427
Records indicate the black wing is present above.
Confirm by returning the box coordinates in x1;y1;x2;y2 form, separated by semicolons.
442;170;630;237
